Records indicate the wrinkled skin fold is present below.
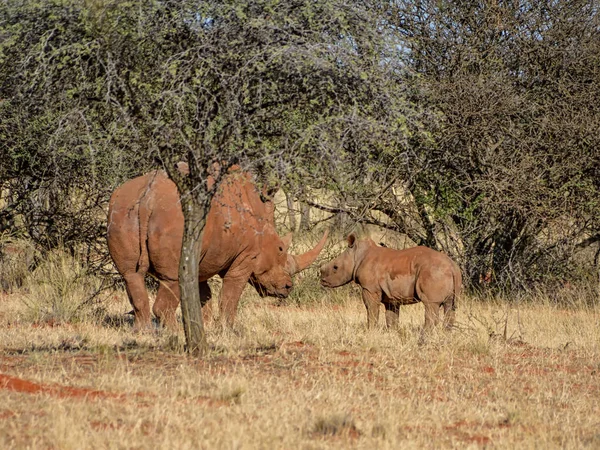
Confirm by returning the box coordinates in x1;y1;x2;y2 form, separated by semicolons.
320;234;461;332
107;166;328;329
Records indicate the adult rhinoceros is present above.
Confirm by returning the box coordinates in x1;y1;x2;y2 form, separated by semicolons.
107;165;327;330
320;234;460;332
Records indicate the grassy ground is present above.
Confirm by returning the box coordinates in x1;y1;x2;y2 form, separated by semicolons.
0;282;599;449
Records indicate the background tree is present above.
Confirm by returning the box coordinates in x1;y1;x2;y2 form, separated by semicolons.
0;1;153;263
397;0;600;291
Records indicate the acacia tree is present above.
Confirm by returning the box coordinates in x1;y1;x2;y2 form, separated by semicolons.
146;1;429;353
0;1;149;259
1;0;427;354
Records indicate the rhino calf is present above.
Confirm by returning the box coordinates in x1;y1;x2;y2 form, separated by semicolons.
320;234;461;332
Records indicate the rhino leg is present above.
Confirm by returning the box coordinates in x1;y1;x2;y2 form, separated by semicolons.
442;299;456;330
423;301;441;332
123;272;152;330
361;288;381;329
383;302;400;329
199;281;213;325
152;278;180;330
219;275;248;327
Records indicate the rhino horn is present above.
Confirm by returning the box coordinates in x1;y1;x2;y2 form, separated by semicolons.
288;229;329;275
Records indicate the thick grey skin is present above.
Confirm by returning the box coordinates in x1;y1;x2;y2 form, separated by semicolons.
320;234;461;332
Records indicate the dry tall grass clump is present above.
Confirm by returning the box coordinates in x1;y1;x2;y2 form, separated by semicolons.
20;248;103;324
0;234;36;293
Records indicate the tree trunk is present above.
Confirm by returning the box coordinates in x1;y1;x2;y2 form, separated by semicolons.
414;195;439;250
178;196;209;357
299;202;310;231
285;192;297;231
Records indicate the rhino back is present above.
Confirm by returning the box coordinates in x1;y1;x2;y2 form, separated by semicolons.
357;246;418;300
147;170;272;281
109;168;277;283
357;246;454;303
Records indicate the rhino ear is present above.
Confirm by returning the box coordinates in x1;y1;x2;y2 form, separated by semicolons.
281;232;293;252
347;233;357;248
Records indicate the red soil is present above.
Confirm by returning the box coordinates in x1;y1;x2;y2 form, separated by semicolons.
0;370;234;408
0;373;125;401
0;410;17;419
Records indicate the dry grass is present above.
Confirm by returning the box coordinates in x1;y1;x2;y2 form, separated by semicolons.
20;248;104;324
0;279;599;449
0;234;36;293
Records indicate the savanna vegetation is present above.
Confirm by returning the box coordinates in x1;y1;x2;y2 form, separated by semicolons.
0;0;599;448
0;288;599;449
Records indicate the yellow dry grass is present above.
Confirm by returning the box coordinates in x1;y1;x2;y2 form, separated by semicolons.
0;283;599;449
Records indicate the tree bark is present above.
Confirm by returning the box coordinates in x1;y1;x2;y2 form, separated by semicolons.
299;202;310;231
178;195;209;357
285;192;297;231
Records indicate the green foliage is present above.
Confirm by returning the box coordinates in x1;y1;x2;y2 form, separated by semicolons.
0;0;154;256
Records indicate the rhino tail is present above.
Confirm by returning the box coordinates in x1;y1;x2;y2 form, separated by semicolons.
136;176;156;273
137;204;150;273
444;263;461;329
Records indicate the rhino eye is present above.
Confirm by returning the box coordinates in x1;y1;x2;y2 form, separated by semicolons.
279;246;283;252
333;265;338;270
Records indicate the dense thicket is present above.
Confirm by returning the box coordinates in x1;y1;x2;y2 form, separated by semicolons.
1;0;599;300
0;1;153;258
305;1;600;292
401;1;600;291
405;1;600;291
